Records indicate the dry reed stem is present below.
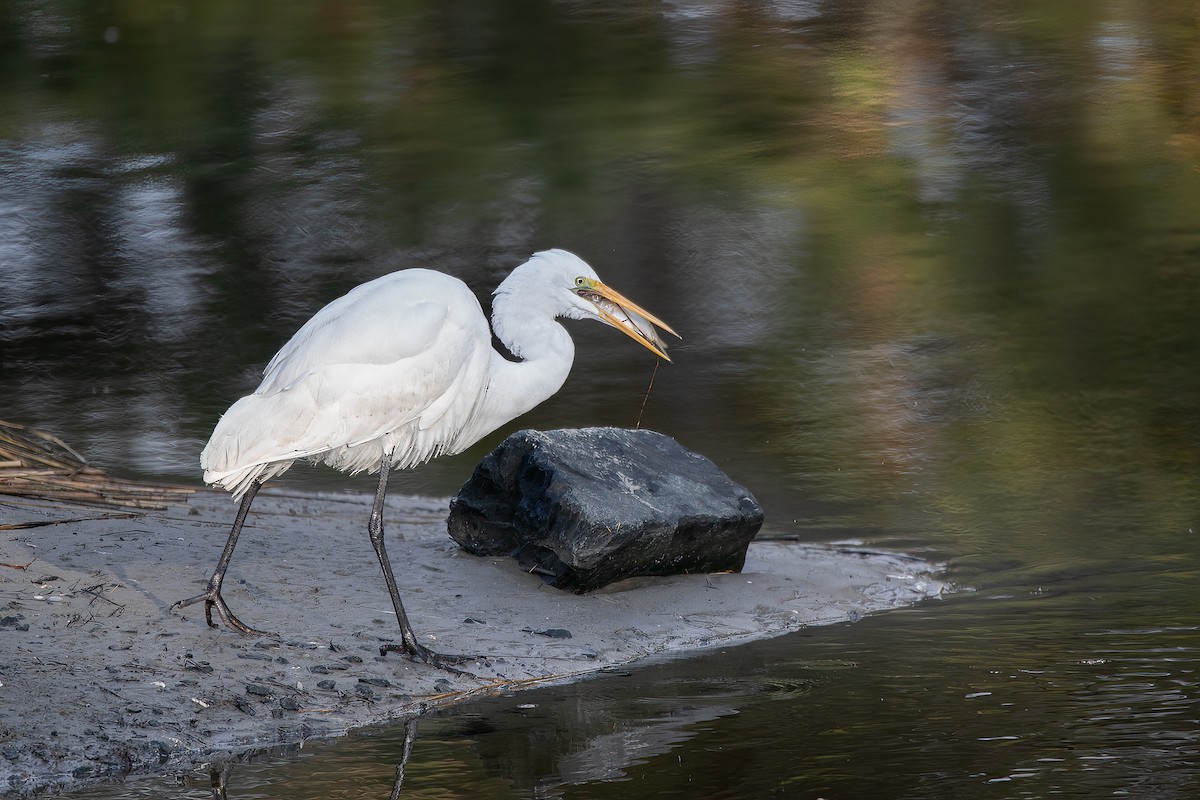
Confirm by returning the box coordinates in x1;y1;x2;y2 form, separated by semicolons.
0;419;193;510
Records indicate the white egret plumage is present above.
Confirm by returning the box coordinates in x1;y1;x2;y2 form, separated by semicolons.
174;249;678;668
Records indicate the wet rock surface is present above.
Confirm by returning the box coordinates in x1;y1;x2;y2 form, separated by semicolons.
0;487;945;797
447;428;764;592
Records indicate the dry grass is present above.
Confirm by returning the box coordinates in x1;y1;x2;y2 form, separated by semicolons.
0;419;194;510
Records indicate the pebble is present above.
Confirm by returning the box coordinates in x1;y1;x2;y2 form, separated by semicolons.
286;641;320;650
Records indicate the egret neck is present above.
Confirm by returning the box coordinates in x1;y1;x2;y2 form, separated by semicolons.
465;274;576;445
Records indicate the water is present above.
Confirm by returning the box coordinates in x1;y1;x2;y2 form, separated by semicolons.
4;1;1200;797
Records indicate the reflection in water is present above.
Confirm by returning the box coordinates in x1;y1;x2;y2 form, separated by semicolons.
386;719;418;800
7;1;1200;798
148;594;1198;798
207;719;418;800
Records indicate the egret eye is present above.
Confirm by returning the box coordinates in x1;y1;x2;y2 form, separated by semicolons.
574;276;587;287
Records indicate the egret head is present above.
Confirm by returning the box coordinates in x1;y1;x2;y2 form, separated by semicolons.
502;249;678;361
493;249;678;360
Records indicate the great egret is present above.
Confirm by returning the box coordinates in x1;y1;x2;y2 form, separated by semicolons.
174;249;678;668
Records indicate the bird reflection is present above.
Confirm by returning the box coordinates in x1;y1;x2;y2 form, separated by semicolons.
207;718;420;799
387;719;419;800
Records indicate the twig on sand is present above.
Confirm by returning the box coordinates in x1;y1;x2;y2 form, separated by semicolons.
1;513;141;530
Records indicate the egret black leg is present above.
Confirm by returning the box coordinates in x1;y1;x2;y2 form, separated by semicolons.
369;457;472;670
173;480;272;637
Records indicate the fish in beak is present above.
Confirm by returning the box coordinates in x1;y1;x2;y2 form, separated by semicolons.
574;277;680;361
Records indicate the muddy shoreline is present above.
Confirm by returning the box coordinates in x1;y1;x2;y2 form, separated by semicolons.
1;488;945;797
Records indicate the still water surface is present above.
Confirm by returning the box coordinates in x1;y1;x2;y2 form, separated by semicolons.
4;1;1199;797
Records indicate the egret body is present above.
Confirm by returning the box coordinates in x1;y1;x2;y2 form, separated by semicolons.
175;249;677;667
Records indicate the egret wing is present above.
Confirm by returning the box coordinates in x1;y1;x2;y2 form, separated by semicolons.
258;269;459;395
202;269;493;488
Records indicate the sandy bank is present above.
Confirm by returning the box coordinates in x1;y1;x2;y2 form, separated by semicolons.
0;488;945;796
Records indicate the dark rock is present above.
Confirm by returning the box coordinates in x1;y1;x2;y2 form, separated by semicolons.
245;683;272;697
279;696;302;711
523;628;572;639
447;428;764;593
316;680;336;691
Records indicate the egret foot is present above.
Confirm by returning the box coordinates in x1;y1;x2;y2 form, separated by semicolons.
379;640;478;675
173;585;273;638
177;481;270;636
